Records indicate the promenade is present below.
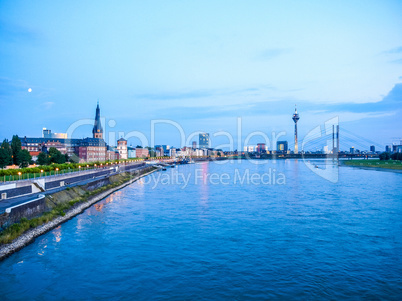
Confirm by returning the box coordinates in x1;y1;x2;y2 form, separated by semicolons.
0;162;145;213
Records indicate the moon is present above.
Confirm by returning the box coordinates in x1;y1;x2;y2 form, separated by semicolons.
28;88;32;92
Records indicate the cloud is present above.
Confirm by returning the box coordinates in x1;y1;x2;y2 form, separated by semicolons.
0;77;28;97
390;58;402;64
134;90;215;100
258;48;291;60
134;86;277;102
42;102;54;110
0;21;41;44
382;46;402;54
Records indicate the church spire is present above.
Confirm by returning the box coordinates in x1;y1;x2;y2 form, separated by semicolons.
93;102;103;139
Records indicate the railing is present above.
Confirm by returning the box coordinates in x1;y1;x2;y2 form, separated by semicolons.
0;158;174;185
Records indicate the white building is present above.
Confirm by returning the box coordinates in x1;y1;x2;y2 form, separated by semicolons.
117;138;128;159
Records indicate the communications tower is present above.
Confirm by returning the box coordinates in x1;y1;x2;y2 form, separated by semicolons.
292;105;300;154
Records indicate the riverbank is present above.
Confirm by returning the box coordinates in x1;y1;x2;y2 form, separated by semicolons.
0;166;157;261
341;159;402;171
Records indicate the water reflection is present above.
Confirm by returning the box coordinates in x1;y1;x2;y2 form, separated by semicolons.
89;192;119;213
37;237;48;256
199;162;209;202
135;178;145;197
53;225;62;243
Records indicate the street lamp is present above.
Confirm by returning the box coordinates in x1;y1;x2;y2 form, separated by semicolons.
55;168;59;175
40;170;44;177
18;172;21;180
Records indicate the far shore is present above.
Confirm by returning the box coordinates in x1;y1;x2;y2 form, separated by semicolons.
341;160;402;173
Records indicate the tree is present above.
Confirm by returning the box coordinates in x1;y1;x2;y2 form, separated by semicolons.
379;152;390;161
37;152;50;165
49;147;66;164
17;149;31;168
0;139;12;168
391;152;402;161
11;135;22;165
69;153;80;163
0;149;9;169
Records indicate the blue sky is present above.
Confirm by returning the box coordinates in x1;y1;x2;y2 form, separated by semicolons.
0;1;401;150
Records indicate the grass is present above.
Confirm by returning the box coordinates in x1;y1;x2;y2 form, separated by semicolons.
0;169;152;245
343;159;402;170
0;200;82;244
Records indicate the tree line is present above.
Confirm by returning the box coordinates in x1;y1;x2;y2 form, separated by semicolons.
0;135;70;169
379;152;402;161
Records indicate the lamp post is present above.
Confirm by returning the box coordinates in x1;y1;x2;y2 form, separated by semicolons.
55;168;59;176
18;172;21;181
41;170;44;178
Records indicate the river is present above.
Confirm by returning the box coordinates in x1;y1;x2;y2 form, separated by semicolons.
0;159;401;300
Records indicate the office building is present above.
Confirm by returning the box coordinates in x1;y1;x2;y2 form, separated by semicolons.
199;133;210;149
277;141;288;152
256;143;266;153
42;128;67;139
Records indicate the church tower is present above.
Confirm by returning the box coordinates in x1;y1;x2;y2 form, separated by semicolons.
93;102;103;139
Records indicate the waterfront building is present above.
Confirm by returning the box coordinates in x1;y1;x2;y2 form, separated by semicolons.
277;141;288;152
199;133;210;149
391;144;402;153
21;137;81;156
106;146;120;161
155;145;169;156
127;146;136;158
135;148;149;158
292;106;300;154
385;145;391;153
192;141;197;149
370;145;375;153
256;143;266;153
192;149;204;157
78;138;107;162
350;147;355;154
117;138;128;159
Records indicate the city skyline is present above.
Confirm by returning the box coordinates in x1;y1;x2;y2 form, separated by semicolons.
1;1;401;148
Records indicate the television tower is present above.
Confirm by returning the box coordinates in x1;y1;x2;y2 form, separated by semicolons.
292;105;300;154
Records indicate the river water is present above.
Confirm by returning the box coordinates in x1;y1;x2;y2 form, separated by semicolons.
0;160;401;300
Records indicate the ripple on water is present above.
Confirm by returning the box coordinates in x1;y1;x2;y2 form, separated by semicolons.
0;160;402;299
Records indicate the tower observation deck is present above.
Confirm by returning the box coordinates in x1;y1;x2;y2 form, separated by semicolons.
292;106;300;154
